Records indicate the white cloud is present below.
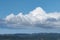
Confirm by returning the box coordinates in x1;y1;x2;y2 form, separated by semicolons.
1;7;60;28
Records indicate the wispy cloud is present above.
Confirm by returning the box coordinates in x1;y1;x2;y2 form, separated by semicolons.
0;7;60;28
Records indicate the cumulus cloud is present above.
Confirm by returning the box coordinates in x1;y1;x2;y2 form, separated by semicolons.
1;7;60;28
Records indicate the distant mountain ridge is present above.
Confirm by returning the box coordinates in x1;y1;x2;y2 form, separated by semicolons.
0;33;60;40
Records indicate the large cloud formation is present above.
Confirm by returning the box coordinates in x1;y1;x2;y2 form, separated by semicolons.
1;7;60;28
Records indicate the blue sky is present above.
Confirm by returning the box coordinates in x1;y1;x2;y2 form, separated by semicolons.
0;0;60;34
0;0;60;18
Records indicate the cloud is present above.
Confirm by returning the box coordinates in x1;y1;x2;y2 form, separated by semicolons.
1;7;60;28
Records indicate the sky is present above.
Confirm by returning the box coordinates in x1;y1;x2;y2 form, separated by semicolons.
0;0;60;34
0;0;60;18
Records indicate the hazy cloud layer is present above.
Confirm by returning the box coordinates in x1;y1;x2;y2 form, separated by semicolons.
0;7;60;28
